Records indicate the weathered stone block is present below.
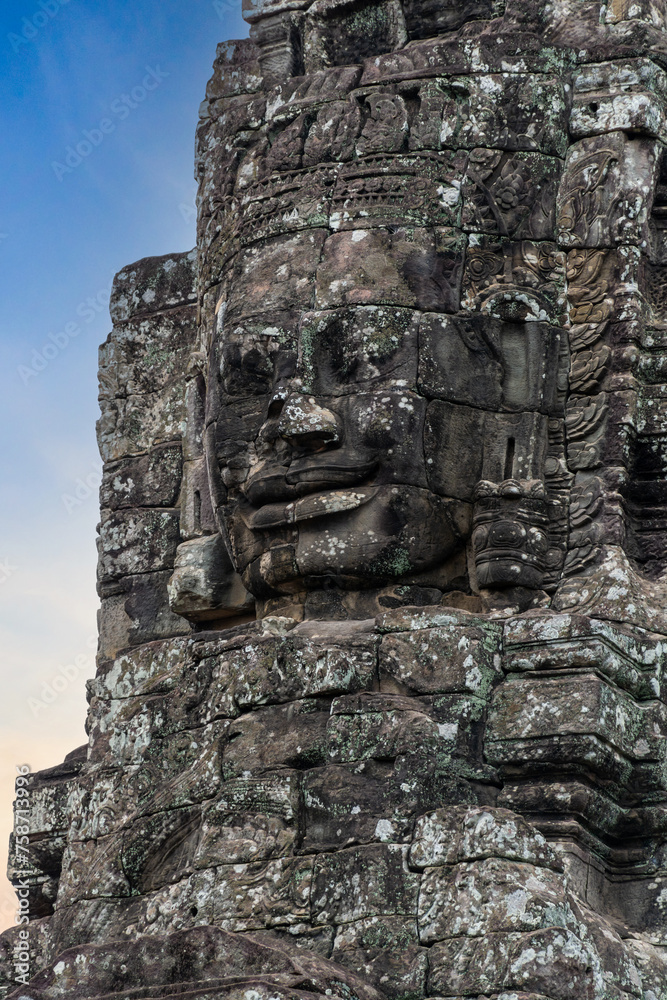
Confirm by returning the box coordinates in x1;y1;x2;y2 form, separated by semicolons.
462;151;562;241
301;756;477;854
249;11;306;85
183;375;205;462
303;0;406;72
242;0;313;25
97;508;181;590
194;806;296;866
427;927;599;998
497;777;632;843
327;694;445;764
99;310;196;399
221;701;329;778
8;752;86;922
461;238;566;324
98;570;192;659
18;920;390;999
418;314;563;415
302;761;407;851
330;154;466;230
331;916;427;1000
418;857;575;943
168;535;255;622
97;384;188;463
100;444;183;511
109;250;197;325
217;857;314;931
225;230;329;322
409;806;561;871
67;766;138;842
402;0;500;39
379;621;502;697
217;771;302;824
375;605;490;633
205;39;263;100
197;630;377;719
178;458;217;539
311;845;420;924
57;834;131;905
297;306;420;395
315;228;465;310
502;612;667;701
571;59;667;142
557;132;661;249
86;694;167;766
487;672;666;764
412;73;568;157
236;164;336;246
425;401;551;500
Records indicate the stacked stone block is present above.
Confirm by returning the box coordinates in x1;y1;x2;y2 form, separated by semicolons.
96;251;198;659
2;609;667;997
3;0;667;997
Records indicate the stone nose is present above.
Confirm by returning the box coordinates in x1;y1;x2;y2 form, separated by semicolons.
277;394;340;446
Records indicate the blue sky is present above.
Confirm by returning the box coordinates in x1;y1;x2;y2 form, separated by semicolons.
0;0;248;927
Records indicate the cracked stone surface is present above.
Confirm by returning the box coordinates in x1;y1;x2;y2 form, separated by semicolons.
4;0;667;997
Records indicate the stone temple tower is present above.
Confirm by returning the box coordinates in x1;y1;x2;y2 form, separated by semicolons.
2;0;667;996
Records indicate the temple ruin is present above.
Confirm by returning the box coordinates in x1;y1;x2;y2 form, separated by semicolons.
2;0;667;996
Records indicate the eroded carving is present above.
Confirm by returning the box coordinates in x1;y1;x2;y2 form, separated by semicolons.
7;4;667;1000
471;479;554;590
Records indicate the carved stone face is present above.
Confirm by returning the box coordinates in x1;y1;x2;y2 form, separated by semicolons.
200;10;662;609
207;224;568;602
212;297;467;598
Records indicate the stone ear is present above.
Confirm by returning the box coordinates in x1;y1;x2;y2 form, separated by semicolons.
168;534;255;623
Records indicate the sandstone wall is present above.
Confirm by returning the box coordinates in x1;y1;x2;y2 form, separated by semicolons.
3;1;667;997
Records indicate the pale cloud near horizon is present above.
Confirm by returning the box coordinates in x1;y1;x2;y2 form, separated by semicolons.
0;503;99;931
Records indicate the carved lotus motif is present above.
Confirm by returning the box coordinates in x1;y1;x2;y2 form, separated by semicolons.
492;164;531;211
538;244;562;276
465;248;503;282
566;249;613;325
